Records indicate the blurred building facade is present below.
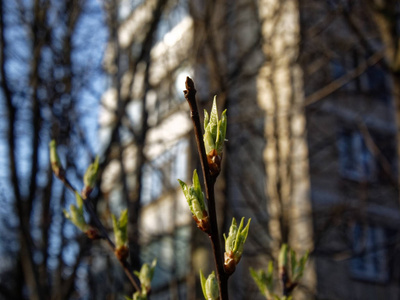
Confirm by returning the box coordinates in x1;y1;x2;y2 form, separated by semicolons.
100;1;400;300
300;2;400;299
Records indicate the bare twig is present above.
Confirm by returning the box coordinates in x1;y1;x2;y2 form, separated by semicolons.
305;50;385;106
61;178;141;292
183;77;229;300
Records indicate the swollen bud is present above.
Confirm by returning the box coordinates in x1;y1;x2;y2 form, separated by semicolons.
49;140;65;180
223;217;251;275
82;156;99;199
279;244;288;277
112;209;129;260
200;270;219;300
178;170;210;233
203;96;227;177
63;192;89;232
134;259;157;294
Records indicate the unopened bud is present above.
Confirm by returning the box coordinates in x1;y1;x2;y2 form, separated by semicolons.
200;270;219;300
279;244;288;275
63;192;89;232
112;209;128;248
223;217;251;275
82;156;99;199
203;97;227;177
134;259;157;293
49;140;65;179
178;170;210;233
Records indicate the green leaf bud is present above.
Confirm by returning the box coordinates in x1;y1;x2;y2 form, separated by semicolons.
223;217;251;274
63;192;88;232
279;244;288;274
135;259;157;294
200;270;219;300
112;209;128;248
249;261;275;299
82;156;99;199
178;170;210;233
249;267;268;297
203;96;227;176
49;140;65;179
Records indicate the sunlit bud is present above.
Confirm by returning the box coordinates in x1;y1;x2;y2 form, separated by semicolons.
200;270;219;300
203;96;227;177
178;170;210;233
223;217;251;275
112;209;129;260
82;156;99;199
49;140;65;179
134;259;157;294
63;192;89;232
279;244;288;277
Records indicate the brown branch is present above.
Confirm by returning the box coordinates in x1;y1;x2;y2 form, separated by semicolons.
304;50;385;106
61;178;141;292
183;77;229;300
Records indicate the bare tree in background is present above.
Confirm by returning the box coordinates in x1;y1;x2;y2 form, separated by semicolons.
0;0;106;299
1;0;400;299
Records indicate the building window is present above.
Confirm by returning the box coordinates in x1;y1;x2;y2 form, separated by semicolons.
330;50;390;103
349;223;389;283
142;139;189;204
337;128;376;182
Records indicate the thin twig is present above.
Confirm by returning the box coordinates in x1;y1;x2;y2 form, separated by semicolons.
183;77;229;300
62;178;141;292
304;50;385;106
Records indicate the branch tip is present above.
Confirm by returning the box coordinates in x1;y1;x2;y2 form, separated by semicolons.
185;76;194;89
184;76;196;100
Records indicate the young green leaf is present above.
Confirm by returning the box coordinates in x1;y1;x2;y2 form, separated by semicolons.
249;267;268;297
290;248;297;280
266;260;274;293
200;270;208;300
279;244;288;272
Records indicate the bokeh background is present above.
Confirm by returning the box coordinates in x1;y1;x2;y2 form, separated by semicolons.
1;0;400;299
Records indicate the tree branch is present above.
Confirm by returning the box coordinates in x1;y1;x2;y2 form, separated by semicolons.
183;77;229;300
61;178;141;293
305;49;385;106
